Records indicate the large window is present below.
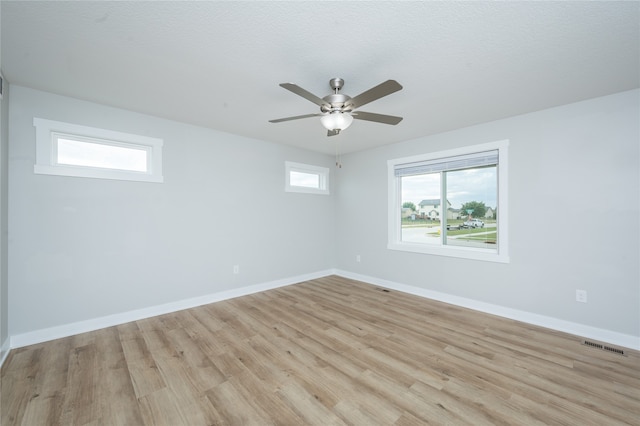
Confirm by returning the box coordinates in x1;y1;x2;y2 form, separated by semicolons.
33;118;163;183
388;140;509;262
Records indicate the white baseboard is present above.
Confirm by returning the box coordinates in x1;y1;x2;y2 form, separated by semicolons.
10;269;334;349
334;269;640;351
0;336;10;368
8;268;639;352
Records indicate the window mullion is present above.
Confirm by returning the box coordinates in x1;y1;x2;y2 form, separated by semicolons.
441;171;447;245
397;176;402;244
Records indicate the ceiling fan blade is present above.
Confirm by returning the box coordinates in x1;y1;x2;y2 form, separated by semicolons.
346;80;403;110
327;129;340;137
269;113;322;123
352;111;403;125
279;83;329;107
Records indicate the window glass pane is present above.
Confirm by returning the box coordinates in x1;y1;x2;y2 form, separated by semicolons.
290;170;320;188
399;165;498;251
445;166;497;249
400;173;440;245
57;137;148;172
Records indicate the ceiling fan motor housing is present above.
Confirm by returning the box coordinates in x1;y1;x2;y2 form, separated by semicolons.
321;78;352;113
321;93;352;113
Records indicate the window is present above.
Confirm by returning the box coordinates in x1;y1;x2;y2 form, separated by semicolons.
285;161;329;195
33;118;163;183
388;140;509;262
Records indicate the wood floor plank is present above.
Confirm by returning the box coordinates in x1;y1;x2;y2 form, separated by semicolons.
138;387;189;426
1;371;35;425
119;330;167;399
3;275;639;425
58;343;99;425
222;370;307;424
276;379;347;425
206;377;277;425
150;355;222;425
9;339;70;425
75;327;144;425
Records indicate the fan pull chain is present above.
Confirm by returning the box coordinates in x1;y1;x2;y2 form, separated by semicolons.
335;142;342;168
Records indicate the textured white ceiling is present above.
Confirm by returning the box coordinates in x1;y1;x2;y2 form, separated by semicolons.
2;1;638;155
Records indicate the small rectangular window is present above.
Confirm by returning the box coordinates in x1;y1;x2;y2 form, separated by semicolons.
55;135;149;172
285;161;329;195
388;140;509;263
290;170;320;189
34;118;163;183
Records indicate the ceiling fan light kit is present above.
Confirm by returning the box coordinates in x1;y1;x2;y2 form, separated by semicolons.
270;78;403;137
320;111;353;132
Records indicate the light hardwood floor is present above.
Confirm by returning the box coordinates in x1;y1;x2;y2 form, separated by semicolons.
2;275;639;425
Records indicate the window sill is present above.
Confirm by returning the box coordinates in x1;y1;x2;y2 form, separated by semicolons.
34;164;163;183
387;242;510;263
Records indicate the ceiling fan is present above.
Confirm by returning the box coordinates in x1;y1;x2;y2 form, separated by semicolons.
269;78;403;136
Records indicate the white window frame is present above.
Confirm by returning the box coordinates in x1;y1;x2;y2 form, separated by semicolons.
285;161;330;195
33;118;163;183
387;140;509;263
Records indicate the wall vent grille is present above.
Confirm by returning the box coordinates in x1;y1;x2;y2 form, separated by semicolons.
582;340;626;356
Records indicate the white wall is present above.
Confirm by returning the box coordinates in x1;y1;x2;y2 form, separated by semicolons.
0;3;10;361
6;85;639;350
0;88;7;359
8;86;336;337
336;90;639;341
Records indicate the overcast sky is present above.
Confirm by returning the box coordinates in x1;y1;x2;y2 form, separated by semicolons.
57;138;148;172
401;167;497;210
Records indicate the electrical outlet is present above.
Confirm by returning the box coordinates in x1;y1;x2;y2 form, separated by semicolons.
576;289;587;303
356;255;361;263
233;265;239;274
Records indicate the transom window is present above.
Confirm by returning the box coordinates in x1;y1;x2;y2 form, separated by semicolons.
33;118;163;183
54;134;149;172
285;161;329;195
388;140;509;263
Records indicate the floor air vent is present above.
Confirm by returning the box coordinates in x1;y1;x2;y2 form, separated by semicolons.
582;340;626;356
